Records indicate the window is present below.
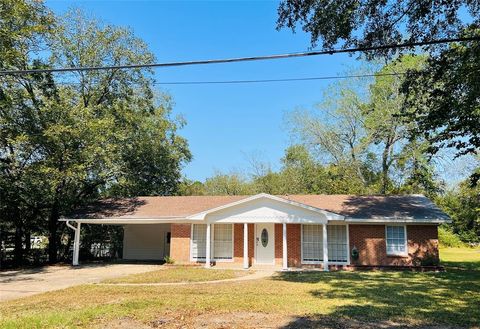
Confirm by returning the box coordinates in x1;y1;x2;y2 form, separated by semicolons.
213;224;233;260
191;224;207;260
386;225;407;255
327;225;348;262
191;224;233;261
302;225;323;262
302;224;349;263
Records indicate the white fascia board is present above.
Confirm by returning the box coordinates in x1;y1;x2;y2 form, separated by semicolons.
345;217;451;224
186;193;345;221
58;217;192;224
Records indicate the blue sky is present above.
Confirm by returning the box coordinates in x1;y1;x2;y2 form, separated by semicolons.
45;1;475;186
46;0;358;181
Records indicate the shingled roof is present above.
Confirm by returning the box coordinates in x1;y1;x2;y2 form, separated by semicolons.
68;194;449;221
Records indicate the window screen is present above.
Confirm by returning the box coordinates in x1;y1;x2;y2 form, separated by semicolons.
386;225;407;255
191;224;207;260
302;225;323;262
302;225;348;263
213;224;233;260
327;225;348;262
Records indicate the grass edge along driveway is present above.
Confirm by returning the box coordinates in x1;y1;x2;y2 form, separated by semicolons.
0;247;479;329
102;266;249;284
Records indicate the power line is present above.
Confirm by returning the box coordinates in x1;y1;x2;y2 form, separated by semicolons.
1;36;479;75
151;72;403;85
31;71;408;87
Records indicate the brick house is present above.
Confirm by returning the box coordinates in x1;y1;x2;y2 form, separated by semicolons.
62;193;450;270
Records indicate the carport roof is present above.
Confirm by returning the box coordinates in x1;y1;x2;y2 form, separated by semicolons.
63;194;450;223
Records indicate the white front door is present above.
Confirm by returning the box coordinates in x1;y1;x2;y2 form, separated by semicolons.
255;223;275;264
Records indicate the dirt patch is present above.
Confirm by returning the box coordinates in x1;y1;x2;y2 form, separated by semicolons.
96;317;152;329
193;311;292;328
97;313;462;329
96;312;291;329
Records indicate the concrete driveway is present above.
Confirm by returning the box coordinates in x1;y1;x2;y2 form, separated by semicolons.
0;263;162;302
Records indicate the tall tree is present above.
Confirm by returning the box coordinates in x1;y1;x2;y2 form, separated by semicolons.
287;75;369;183
277;1;480;183
0;0;54;265
436;181;480;243
1;7;191;265
403;31;480;183
364;55;424;193
277;0;478;56
204;171;253;195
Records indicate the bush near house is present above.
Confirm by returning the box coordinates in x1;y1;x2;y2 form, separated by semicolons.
438;226;466;248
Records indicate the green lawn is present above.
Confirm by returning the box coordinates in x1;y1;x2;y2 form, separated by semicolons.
0;247;479;328
103;266;248;284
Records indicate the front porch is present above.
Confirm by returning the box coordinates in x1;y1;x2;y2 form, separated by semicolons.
185;222;332;271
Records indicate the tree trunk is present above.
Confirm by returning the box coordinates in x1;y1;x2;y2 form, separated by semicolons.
14;223;23;267
25;230;31;252
381;146;390;195
0;227;4;269
48;202;60;264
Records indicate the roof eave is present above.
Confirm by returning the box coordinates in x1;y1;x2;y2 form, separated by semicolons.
345;217;451;224
59;217;189;224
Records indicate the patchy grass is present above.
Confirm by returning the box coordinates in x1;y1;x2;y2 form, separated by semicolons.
440;247;480;270
0;247;479;328
103;266;248;284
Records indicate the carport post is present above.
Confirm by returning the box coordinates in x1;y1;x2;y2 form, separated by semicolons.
66;221;81;266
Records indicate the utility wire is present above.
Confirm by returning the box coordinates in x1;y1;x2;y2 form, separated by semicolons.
28;72;407;87
151;72;403;85
0;36;479;75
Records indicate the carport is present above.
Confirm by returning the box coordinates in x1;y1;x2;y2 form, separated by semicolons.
61;218;177;265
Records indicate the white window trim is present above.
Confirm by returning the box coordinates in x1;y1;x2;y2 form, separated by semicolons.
385;224;408;256
301;224;350;265
190;223;234;263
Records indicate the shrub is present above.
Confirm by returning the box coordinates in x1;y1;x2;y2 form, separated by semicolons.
438;226;465;248
420;253;440;266
164;256;175;264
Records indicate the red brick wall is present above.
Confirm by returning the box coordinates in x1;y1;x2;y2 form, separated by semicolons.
407;225;439;264
349;224;439;266
233;223;255;265
170;224;191;263
170;223;438;267
273;224;302;267
286;224;301;267
349;224;386;265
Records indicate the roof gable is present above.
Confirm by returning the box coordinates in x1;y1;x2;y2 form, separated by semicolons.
187;193;344;223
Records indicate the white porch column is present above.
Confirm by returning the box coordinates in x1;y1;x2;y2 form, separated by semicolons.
243;223;249;269
323;223;329;271
282;223;288;270
205;223;211;268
